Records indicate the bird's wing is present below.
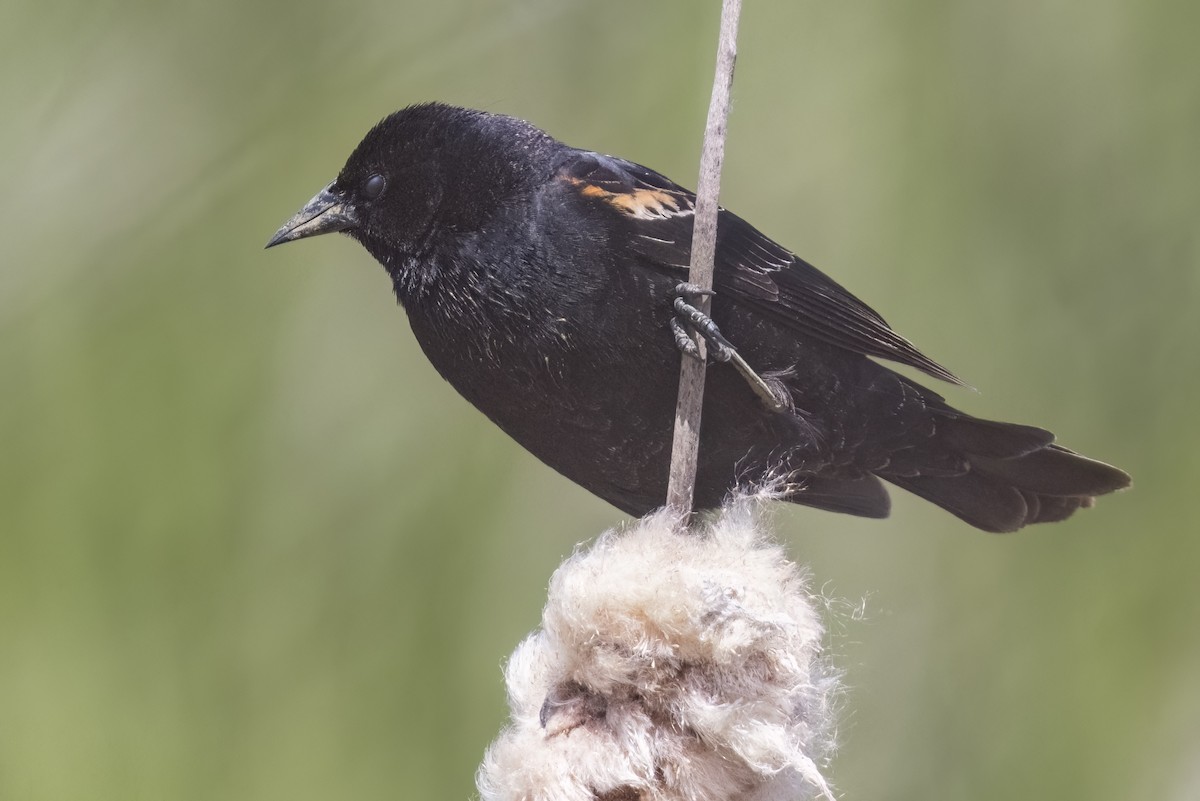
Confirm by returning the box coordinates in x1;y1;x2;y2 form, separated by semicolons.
558;152;964;386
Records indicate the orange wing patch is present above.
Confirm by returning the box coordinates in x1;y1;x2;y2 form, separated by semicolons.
566;176;694;221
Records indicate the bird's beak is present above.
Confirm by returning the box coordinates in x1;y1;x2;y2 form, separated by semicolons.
265;183;360;248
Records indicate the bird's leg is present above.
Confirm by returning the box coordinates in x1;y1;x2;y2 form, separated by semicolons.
672;283;785;412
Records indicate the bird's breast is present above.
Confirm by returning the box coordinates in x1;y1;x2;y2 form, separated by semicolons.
402;275;681;448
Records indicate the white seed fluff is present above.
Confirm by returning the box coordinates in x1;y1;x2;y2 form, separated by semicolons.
478;498;837;801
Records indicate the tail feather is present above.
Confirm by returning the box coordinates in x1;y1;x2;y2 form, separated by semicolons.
1021;490;1094;525
885;471;1031;533
969;445;1131;497
795;474;891;519
879;414;1130;533
938;416;1054;458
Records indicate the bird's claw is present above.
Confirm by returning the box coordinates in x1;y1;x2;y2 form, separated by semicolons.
675;282;716;301
670;284;785;412
670;316;702;360
673;296;735;363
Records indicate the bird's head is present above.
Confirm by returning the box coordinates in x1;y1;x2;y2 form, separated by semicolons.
266;103;556;270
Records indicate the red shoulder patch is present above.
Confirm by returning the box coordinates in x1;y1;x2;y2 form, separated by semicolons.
563;176;694;221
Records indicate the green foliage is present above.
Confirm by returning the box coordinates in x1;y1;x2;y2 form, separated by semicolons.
1;1;1196;799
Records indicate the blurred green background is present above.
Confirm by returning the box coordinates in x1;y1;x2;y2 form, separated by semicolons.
2;0;1197;798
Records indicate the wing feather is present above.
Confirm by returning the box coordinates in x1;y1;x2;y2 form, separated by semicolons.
559;152;963;385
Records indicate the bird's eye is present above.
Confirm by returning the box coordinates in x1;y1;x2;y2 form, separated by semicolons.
362;173;386;200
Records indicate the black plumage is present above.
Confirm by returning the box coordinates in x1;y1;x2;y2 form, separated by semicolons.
267;103;1129;532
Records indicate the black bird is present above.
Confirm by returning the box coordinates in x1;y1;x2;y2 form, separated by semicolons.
267;103;1129;532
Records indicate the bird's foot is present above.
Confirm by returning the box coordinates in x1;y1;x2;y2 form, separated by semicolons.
671;283;785;412
671;283;734;363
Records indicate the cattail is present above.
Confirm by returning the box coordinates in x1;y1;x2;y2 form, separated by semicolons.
478;496;838;801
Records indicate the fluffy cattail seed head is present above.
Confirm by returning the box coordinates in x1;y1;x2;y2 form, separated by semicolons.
478;498;838;801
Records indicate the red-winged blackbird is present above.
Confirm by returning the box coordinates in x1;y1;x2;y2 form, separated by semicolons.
267;103;1129;532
